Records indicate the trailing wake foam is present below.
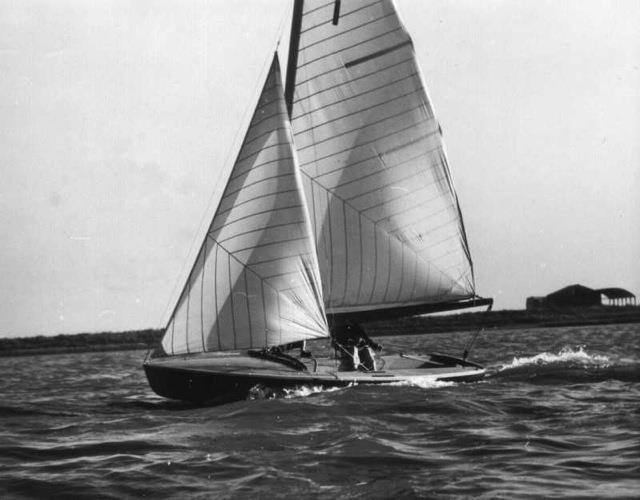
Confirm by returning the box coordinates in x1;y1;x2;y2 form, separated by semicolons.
489;346;640;383
248;384;347;400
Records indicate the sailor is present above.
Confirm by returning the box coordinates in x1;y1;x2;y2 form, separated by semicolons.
330;319;382;371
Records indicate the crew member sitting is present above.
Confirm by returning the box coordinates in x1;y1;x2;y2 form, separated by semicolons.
330;319;382;371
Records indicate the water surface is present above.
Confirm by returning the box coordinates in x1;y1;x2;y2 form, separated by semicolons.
1;324;639;498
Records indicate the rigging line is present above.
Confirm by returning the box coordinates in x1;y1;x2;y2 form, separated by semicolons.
462;300;493;360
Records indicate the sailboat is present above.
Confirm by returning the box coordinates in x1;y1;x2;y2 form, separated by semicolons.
144;0;492;403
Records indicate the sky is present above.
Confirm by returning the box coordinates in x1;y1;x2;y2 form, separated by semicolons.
1;0;639;337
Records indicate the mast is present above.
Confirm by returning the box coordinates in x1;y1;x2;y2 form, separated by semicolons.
284;0;304;118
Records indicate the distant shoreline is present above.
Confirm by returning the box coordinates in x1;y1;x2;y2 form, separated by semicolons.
1;307;638;357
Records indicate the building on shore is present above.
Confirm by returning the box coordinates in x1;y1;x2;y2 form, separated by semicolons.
526;284;637;310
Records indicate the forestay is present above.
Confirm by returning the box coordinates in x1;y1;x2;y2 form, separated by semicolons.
162;56;328;356
288;0;475;315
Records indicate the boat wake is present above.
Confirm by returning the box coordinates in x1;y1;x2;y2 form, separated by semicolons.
247;384;347;401
490;346;640;383
246;377;456;401
387;378;456;390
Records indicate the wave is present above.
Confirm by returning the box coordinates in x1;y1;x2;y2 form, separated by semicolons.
490;346;640;383
0;405;80;418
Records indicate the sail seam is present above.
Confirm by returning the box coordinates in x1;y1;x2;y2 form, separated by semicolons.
217;219;305;244
248;252;314;269
297;116;428;166
340;201;348;304
293;55;413;98
242;119;286;148
217;173;296;209
330;144;440;191
215;189;300;217
299;168;464;307
301;10;395;51
231;235;310;254
297;102;426;152
386;204;455;235
346;158;444;206
301;0;382;34
311;141;426;180
294;86;422;136
212;204;304;234
297;27;403;70
293;71;418;121
302;0;333;17
229;156;293;182
243;270;253;348
210;238;291;345
235;141;291;164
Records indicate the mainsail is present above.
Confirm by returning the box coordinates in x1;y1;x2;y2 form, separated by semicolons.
162;56;328;356
286;0;476;318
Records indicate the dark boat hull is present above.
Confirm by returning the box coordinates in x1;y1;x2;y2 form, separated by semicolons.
143;352;485;404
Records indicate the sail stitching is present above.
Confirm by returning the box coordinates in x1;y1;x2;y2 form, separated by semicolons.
330;144;440;191
294;86;422;136
209;237;311;345
300;168;465;304
301;0;382;34
229;156;294;182
235;141;291;164
293;55;413;97
242;120;287;148
211;203;304;235
231;235;311;255
297;117;429;167
297;27;403;70
301;10;396;52
217;219;305;244
345;160;445;206
215;188;300;217
220;173;294;202
297;101;427;151
293;70;418;121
